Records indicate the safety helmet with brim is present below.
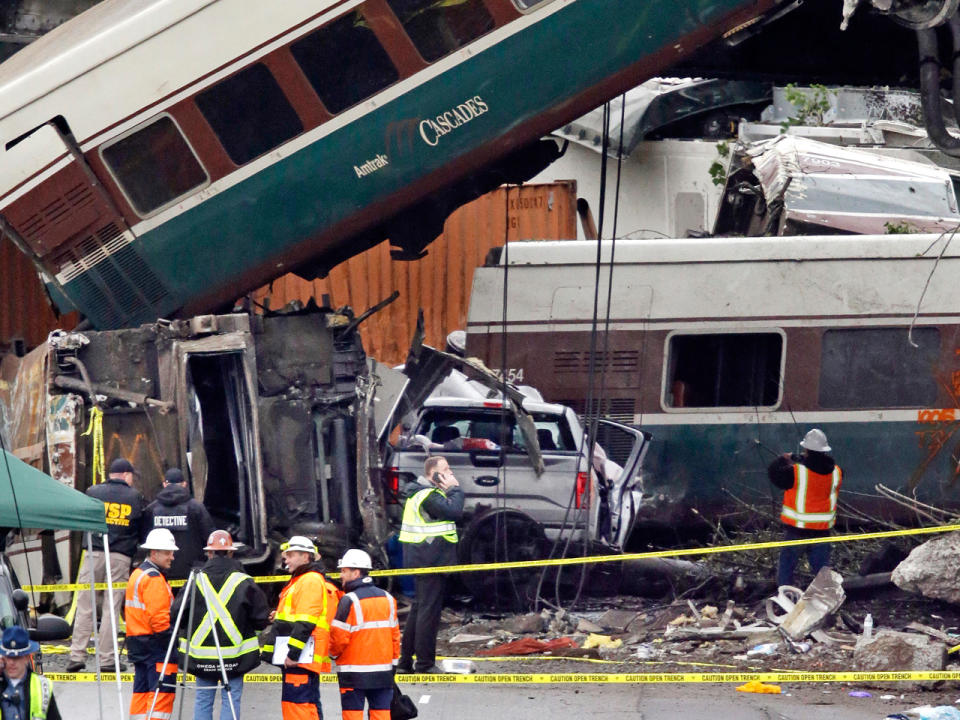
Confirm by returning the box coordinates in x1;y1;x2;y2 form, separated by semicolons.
281;535;318;557
141;528;179;551
800;428;831;453
204;529;243;551
338;548;373;570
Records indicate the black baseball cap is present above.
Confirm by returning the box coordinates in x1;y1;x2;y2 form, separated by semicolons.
109;458;136;475
164;468;185;484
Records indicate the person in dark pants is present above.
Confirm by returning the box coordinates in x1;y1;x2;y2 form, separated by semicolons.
144;468;215;582
768;428;843;588
396;456;463;674
68;457;146;673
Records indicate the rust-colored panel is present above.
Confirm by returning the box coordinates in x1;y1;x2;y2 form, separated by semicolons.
362;0;429;78
263;48;333;129
481;0;522;26
169;97;238;179
0;238;77;350
248;182;576;365
3;162;112;258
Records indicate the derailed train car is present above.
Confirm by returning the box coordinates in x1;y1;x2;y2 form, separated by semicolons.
0;304;395;598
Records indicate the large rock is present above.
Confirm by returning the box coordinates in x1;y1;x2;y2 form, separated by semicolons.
853;630;945;688
892;533;960;603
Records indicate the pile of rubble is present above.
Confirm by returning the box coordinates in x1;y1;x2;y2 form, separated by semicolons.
432;559;960;683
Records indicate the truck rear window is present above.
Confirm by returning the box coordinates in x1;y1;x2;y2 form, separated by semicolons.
416;409;576;452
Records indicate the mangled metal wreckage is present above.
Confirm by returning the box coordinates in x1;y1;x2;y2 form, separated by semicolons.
0;304;632;601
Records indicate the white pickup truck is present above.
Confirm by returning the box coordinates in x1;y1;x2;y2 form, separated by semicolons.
384;390;650;553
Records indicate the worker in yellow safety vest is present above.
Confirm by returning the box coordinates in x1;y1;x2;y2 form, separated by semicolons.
173;530;270;720
0;626;60;720
768;428;843;587
261;536;339;720
396;455;463;674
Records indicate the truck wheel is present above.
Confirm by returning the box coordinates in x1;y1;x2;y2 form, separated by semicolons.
458;508;547;610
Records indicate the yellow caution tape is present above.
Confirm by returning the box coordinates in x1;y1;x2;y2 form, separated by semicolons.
81;407;105;486
24;521;960;593
40;670;960;684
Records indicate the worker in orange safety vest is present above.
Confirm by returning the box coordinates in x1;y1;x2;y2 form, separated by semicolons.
329;549;400;720
767;428;843;587
261;536;339;720
126;528;179;720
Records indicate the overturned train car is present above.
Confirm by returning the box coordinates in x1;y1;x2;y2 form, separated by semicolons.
0;306;382;596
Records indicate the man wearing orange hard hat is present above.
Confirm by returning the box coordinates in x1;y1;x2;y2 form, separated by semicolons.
173;530;269;720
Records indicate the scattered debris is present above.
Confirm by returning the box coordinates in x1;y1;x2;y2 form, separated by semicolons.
582;634;622;650
596;609;641;633
778;568;846;641
848;690;872;697
746;642;779;657
887;706;960;719
477;637;578;656
449;633;496;644
506;613;547;635
735;680;781;694
440;659;477;674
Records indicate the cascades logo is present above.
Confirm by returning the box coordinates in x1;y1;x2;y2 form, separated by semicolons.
419;96;489;147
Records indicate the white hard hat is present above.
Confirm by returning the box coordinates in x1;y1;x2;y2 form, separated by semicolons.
338;549;373;570
141;528;179;551
281;535;318;557
800;428;831;453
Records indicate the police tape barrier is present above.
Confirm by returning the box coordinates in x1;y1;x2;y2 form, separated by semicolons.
40;670;960;684
24;521;960;593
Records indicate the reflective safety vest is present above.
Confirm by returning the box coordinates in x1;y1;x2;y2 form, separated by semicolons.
125;561;172;637
264;570;335;673
781;463;842;530
398;488;458;544
30;672;53;720
330;582;400;687
179;572;260;675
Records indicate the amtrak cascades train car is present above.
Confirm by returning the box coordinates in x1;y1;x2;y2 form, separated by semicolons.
0;0;786;329
465;236;960;530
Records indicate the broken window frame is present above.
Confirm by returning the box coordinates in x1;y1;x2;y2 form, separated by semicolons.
661;329;786;411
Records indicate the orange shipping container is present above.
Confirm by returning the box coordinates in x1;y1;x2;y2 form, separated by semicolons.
250;182;577;365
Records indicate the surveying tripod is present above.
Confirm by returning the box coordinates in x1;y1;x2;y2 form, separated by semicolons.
146;569;240;720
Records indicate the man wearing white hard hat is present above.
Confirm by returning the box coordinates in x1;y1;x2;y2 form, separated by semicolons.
126;528;178;720
173;530;269;720
262;536;338;720
768;429;843;587
329;549;400;720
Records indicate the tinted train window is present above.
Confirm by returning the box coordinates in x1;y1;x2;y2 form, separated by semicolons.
291;12;399;114
101;116;207;216
665;332;783;408
385;0;494;62
819;328;940;408
196;63;303;165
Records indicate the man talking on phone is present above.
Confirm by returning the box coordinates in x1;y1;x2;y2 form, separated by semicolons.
396;456;464;674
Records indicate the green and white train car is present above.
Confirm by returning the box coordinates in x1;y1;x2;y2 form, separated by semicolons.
466;235;960;530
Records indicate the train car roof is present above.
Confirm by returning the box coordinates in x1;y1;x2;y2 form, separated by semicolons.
0;0;215;125
497;235;960;266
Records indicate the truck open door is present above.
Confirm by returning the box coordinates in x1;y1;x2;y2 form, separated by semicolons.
593;420;651;548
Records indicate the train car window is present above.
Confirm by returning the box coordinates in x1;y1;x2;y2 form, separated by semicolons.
512;0;554;8
100;115;208;217
291;11;399;114
819;328;939;408
664;332;783;408
385;0;494;63
195;63;303;165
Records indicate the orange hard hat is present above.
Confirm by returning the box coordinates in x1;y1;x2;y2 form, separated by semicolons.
204;529;239;551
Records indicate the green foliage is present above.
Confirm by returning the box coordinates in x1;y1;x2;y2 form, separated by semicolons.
884;221;920;234
709;141;731;187
780;84;832;133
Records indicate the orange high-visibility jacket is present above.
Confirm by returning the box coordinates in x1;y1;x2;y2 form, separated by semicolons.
267;567;338;674
330;577;400;688
781;463;842;530
125;560;173;637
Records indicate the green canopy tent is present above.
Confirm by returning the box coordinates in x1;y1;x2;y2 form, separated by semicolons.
0;449;106;532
